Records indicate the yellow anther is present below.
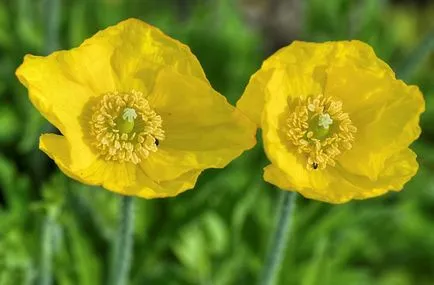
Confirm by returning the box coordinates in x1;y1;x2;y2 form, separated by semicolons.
284;94;357;170
89;90;165;164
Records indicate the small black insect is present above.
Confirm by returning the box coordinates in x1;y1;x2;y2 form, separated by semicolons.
312;162;319;170
155;139;159;146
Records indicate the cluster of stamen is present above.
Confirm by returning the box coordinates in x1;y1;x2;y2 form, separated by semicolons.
89;90;165;164
285;94;357;170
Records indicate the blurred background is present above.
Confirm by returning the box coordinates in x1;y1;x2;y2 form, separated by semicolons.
1;0;434;284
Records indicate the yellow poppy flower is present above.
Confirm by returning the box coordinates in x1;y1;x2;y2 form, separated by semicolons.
16;18;256;199
237;41;425;203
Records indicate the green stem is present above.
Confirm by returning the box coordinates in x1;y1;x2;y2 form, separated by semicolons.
109;195;135;285
43;0;60;54
258;191;297;285
38;0;60;282
39;215;55;285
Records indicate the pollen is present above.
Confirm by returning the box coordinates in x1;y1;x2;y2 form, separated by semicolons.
284;94;357;170
89;90;165;164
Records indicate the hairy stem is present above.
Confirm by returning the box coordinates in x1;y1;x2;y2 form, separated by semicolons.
39;214;55;285
259;191;297;285
109;195;135;285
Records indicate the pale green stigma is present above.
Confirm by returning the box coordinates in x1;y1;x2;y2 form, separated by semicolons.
117;108;137;134
122;108;137;122
318;113;333;129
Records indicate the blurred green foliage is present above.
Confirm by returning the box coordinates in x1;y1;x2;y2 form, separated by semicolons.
0;0;434;284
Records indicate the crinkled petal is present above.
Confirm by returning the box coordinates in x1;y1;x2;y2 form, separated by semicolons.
329;64;424;179
100;163;202;199
40;134;97;176
264;148;418;204
15;18;206;134
305;148;419;203
237;40;388;125
86;18;208;92
140;149;200;182
237;68;275;126
263;164;295;191
40;133;202;198
340;148;419;199
90;161;201;198
139;70;256;182
15;50;106;137
261;70;323;188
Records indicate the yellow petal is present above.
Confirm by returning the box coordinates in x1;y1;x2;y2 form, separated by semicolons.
237;40;378;124
132;169;202;198
260;69;324;188
140;149;200;182
87;18;207;92
95;162;202;199
263;164;295;191
15;27;117;159
342;148;419;198
40;134;201;198
310;148;419;203
39;134;97;176
141;70;256;182
327;60;425;180
15;51;101;137
264;149;418;204
16;18;206;138
236;68;275;126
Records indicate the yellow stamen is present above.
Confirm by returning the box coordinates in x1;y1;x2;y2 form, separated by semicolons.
285;94;357;170
90;90;165;164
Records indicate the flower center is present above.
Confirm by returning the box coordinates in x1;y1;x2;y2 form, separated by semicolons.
89;90;165;164
285;94;357;170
